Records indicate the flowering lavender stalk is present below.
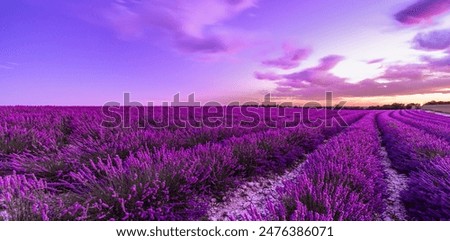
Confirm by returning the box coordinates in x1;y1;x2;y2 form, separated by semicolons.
0;174;56;221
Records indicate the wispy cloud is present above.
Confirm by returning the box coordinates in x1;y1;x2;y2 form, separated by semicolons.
261;44;311;70
254;71;284;80
255;52;450;100
97;0;258;56
413;29;450;50
366;58;384;64
394;0;450;25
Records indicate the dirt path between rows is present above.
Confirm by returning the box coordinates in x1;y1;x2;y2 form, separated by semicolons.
379;146;409;221
207;159;308;221
208;126;410;221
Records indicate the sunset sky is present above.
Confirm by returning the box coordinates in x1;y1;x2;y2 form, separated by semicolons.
1;0;450;106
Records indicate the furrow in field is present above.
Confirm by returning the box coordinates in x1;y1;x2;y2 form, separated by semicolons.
375;113;408;221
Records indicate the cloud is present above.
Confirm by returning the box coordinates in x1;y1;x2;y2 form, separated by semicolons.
431;56;450;65
255;53;450;100
256;55;345;85
261;44;311;69
422;52;450;66
98;0;258;55
273;71;449;100
367;58;384;64
175;34;230;54
413;29;450;50
381;64;424;80
281;55;345;87
314;55;344;70
254;71;284;80
394;0;450;25
255;55;345;88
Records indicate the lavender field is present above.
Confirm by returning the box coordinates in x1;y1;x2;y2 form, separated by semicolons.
0;107;448;221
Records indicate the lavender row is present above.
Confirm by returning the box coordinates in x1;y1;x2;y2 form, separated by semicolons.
0;107;356;158
0;137;299;220
377;111;450;174
403;110;450;126
402;157;450;220
377;112;450;220
392;111;450;142
0;107;363;172
3;111;364;183
0;128;321;220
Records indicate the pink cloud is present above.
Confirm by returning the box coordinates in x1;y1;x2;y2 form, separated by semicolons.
367;58;384;64
261;44;311;69
175;34;231;54
256;53;450;100
283;72;343;87
413;29;450;50
254;71;284;80
99;0;258;55
273;73;449;100
255;55;346;88
381;65;424;80
432;56;450;65
395;0;450;25
314;55;344;70
256;55;345;87
422;52;450;66
281;55;345;87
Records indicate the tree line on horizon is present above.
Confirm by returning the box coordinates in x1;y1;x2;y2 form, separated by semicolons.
253;100;449;110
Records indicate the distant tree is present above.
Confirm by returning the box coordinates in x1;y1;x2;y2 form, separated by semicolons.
424;100;450;105
339;106;364;110
366;105;381;110
391;103;405;109
366;102;420;110
405;103;421;109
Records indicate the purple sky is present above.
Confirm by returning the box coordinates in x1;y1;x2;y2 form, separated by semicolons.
1;0;450;106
